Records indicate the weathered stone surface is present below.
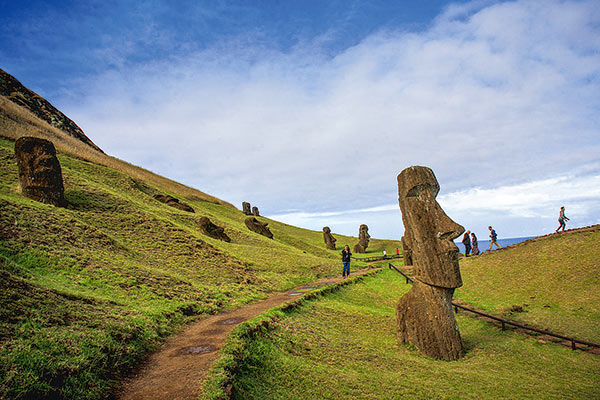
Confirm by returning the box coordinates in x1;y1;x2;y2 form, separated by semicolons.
395;280;464;361
323;226;337;250
15;136;67;207
396;166;465;361
154;194;195;213
353;224;370;253
198;216;231;242
1;68;103;152
252;206;260;216
244;217;273;239
401;235;413;266
242;202;252;215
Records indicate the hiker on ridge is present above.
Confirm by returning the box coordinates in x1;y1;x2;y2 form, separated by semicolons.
471;232;480;255
488;226;502;251
462;230;471;257
341;245;352;278
556;206;570;233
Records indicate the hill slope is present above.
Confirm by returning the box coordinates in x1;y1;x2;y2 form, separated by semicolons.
0;90;400;398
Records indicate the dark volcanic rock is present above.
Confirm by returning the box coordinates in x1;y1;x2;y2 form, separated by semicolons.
395;166;465;361
353;224;370;253
323;226;337;250
14;136;67;207
1;68;103;153
242;202;252;215
154;194;195;213
252;206;260;216
198;216;230;242
244;217;273;239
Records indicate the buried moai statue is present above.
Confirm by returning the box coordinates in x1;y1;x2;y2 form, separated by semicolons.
395;166;465;361
353;224;370;253
244;217;273;239
198;216;231;242
322;226;337;250
401;234;413;266
252;206;260;216
14;137;67;207
242;202;252;215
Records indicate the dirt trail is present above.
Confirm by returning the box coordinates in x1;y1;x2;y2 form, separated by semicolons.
116;268;373;400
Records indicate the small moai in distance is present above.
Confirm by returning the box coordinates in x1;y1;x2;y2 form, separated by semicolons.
242;201;252;215
252;206;260;216
244;217;273;239
353;224;370;253
14;136;67;207
401;234;413;266
322;226;337;250
198;216;231;242
154;194;195;213
395;166;465;361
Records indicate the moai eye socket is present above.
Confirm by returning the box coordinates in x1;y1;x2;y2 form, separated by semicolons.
406;184;439;198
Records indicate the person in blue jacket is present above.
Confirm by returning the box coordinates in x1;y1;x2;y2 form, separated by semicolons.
488;226;502;251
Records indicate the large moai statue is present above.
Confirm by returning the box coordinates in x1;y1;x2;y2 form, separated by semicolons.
252;206;260;216
401;234;413;266
242;201;252;215
322;226;337;250
244;217;273;239
14;137;67;207
353;224;370;253
198;216;231;242
395;166;465;361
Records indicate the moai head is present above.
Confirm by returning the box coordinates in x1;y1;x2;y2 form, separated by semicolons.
252;206;260;216
198;216;231;242
244;217;273;239
15;137;66;207
242;201;252;215
397;166;464;288
323;226;337;250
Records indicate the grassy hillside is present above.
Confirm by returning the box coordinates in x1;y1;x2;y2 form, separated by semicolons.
0;132;400;400
225;268;599;400
455;228;600;343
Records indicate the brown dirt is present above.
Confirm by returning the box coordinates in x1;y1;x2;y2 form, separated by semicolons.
115;268;373;400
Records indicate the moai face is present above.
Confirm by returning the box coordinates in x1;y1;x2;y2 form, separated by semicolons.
397;166;464;288
15;137;66;207
323;226;337;249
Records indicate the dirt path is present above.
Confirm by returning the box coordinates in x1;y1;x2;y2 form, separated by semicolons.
115;268;374;400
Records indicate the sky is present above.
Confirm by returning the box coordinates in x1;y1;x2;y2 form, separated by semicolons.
1;0;599;240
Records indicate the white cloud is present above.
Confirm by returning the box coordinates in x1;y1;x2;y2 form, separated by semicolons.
66;0;600;238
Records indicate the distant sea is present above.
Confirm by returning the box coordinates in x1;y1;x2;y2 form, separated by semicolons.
454;236;537;254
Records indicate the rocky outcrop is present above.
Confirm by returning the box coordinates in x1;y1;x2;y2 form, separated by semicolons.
395;166;465;361
244;217;273;239
242;202;252;215
0;68;103;153
15;136;67;207
198;217;230;242
353;224;370;253
154;194;195;213
252;206;260;216
323;226;337;250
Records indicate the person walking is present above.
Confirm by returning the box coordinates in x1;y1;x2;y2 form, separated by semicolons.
488;226;502;251
383;249;387;259
396;247;400;257
471;232;480;255
462;230;471;257
341;245;352;278
556;206;570;233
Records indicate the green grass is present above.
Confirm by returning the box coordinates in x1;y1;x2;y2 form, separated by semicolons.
456;230;600;343
228;269;600;400
0;136;401;399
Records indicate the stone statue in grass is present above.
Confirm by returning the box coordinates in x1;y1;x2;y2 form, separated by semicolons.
353;224;370;253
395;166;465;361
242;201;252;215
14;136;67;207
244;217;273;239
252;206;260;216
198;216;231;242
322;226;337;250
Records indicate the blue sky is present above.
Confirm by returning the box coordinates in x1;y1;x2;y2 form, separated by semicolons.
2;0;599;240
